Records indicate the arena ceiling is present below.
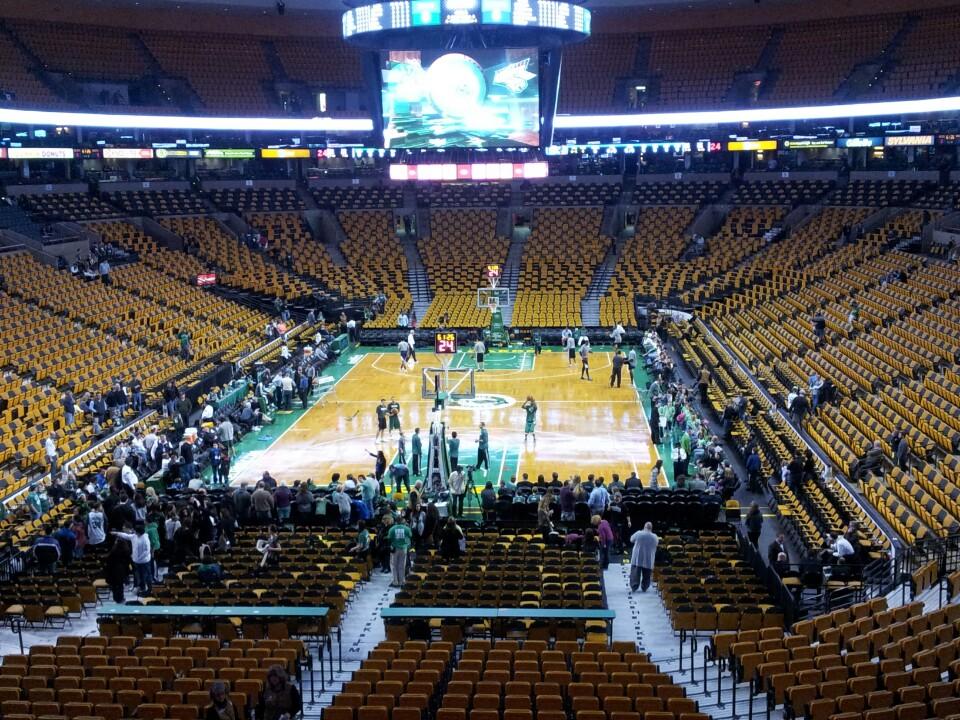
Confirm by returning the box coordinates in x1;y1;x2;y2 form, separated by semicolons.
90;0;801;10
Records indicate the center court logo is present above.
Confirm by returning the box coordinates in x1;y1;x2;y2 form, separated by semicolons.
450;393;515;410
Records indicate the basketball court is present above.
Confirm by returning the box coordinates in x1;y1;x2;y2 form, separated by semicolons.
229;348;660;490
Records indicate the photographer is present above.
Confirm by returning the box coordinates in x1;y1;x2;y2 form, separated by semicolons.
448;466;466;517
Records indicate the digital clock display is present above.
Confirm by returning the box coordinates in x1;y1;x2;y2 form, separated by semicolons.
435;332;458;355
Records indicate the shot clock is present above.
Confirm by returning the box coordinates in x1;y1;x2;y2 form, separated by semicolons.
435;332;458;355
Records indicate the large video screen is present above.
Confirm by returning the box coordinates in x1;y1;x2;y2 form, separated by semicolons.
380;48;540;149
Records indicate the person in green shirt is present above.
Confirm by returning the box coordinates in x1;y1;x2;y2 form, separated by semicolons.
476;423;489;471
522;396;538;445
387;516;413;587
177;328;191;360
348;521;371;559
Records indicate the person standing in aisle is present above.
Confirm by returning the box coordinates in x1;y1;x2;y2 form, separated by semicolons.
744;501;763;548
387;515;413;587
476;422;489;472
629;522;659;593
610;350;625;388
474;337;486;372
411;427;422;477
375;399;388;443
579;339;591;381
522;396;538;445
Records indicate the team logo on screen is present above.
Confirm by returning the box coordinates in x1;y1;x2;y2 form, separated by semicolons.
493;59;535;93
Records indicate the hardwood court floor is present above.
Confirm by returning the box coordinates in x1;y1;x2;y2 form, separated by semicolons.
230;349;658;488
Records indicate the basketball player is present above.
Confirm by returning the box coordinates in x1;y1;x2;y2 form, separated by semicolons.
565;333;576;367
522;396;538;444
579;339;591;381
397;337;410;372
387;396;401;439
375;399;388;443
407;329;417;363
476;422;490;471
610;350;625;388
474;337;486;372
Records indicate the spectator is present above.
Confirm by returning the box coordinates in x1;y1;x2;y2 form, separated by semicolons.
205;681;239;720
256;526;281;569
33;527;61;572
256;666;302;720
629;522;659;593
387;515;413;587
480;481;497;523
104;534;131;602
274;483;292;523
744;502;763;548
112;522;153;595
251;482;275;523
438;517;464;559
592;514;614;569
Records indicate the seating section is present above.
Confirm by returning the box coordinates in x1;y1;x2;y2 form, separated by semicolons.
144;527;366;634
419;210;509;328
11;21;148;81
208;188;305;213
4;7;960;115
416;184;511;208
694;203;960;545
245;211;339;293
732;181;834;206
312;186;403;210
557;33;638;112
915;182;960;210
0;31;67;107
513;208;607;327
713;599;960;720
673;319;886;560
274;36;363;87
142;32;275;114
0;253;206;468
609;205;786;306
338;211;411;329
631;181;725;206
764;15;904;105
107;190;208;217
870;7;960;99
827;180;934;207
159;216;315;301
329;637;703;720
393;532;603;613
601;206;696;323
21;193;121;222
0;633;306;720
645;28;764;109
523;184;621;207
658;529;784;633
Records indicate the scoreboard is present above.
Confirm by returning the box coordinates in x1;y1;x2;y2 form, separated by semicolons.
343;0;590;37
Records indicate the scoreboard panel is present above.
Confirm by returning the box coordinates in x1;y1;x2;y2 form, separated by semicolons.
343;0;590;37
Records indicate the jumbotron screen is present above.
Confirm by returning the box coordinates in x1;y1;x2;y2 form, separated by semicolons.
380;48;540;149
